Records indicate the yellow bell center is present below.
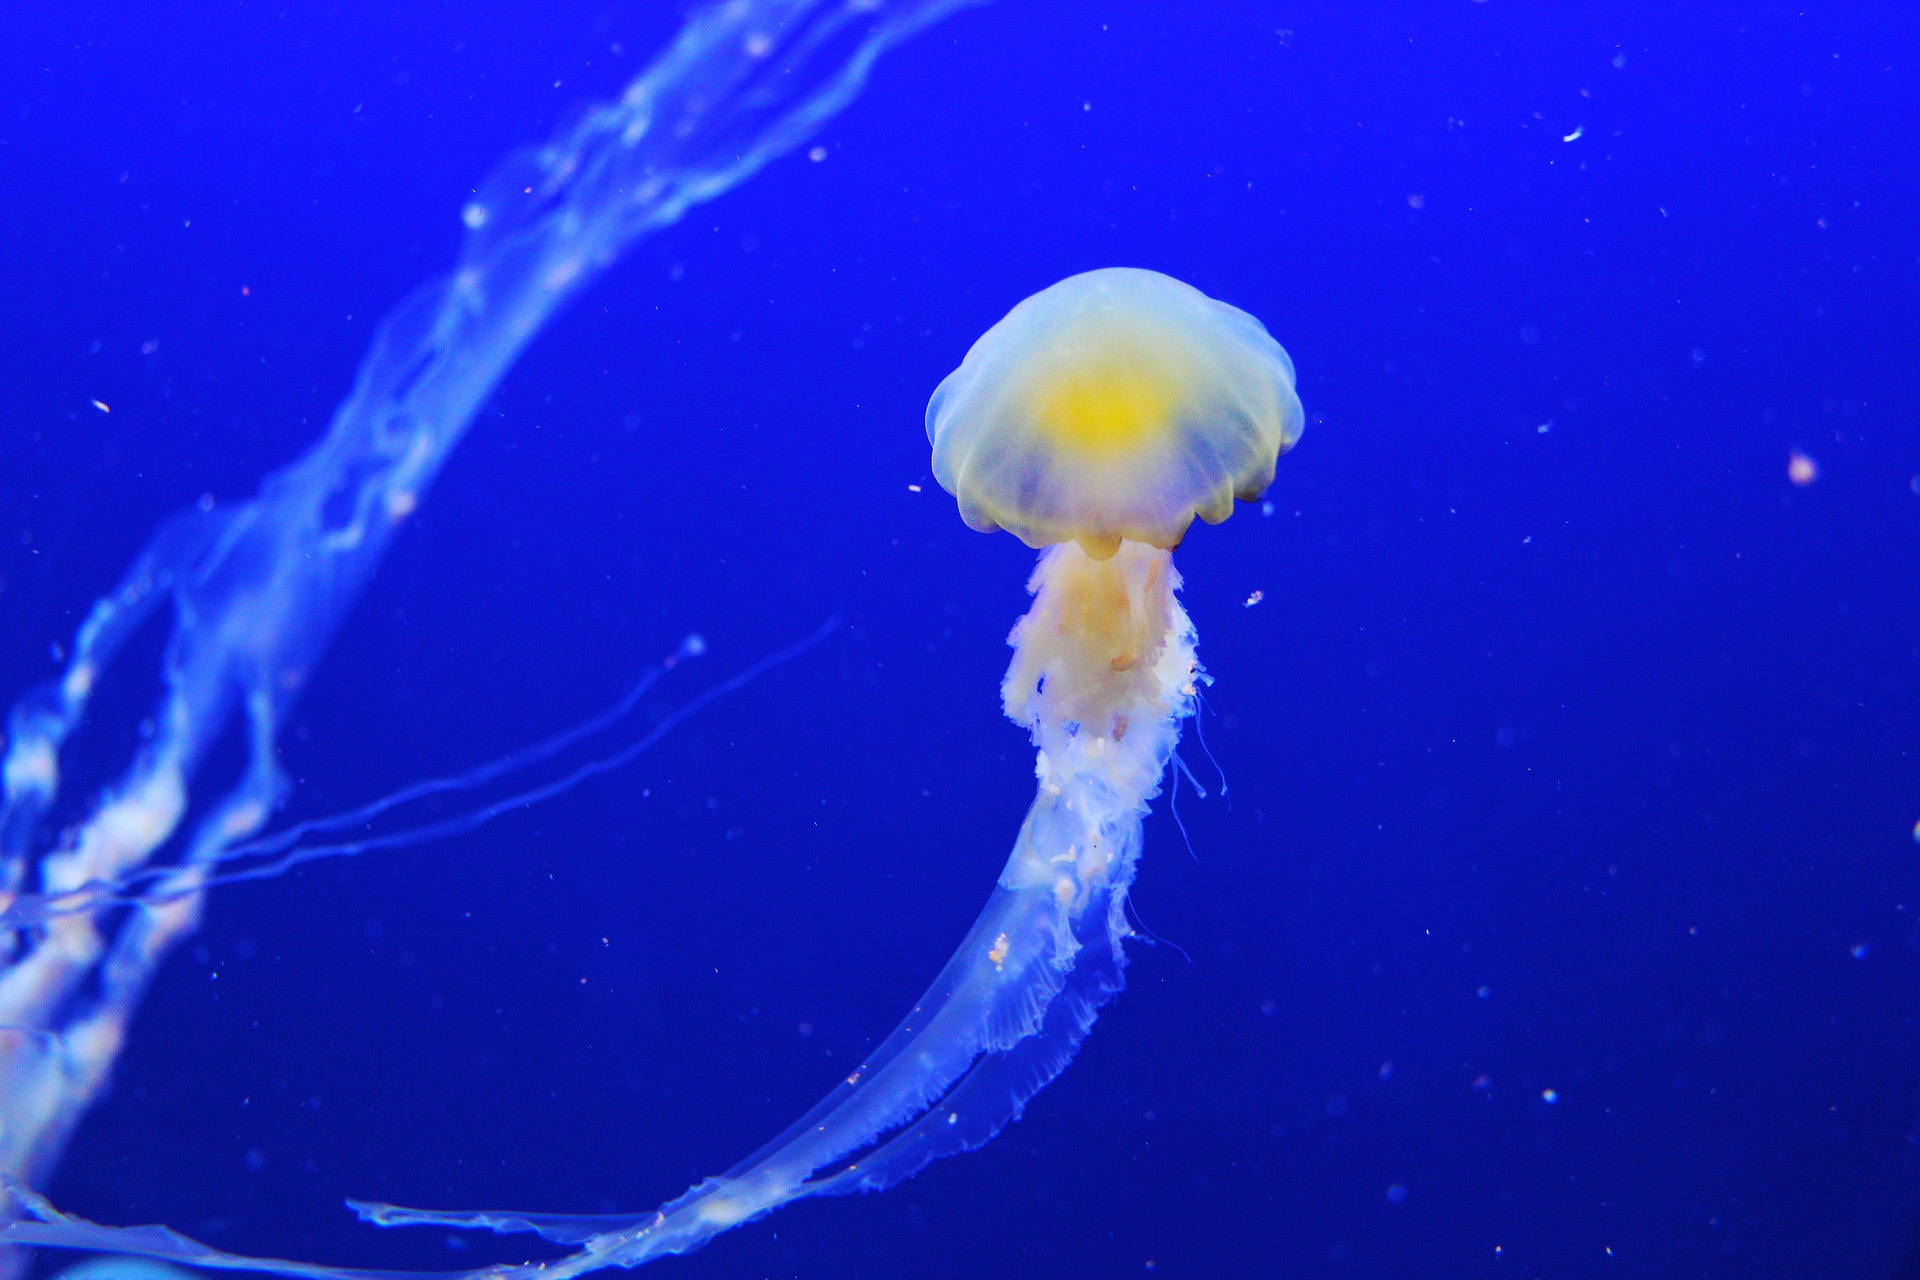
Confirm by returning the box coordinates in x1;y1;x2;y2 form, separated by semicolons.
1029;358;1181;459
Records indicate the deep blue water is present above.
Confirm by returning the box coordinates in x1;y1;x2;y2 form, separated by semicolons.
3;2;1919;1276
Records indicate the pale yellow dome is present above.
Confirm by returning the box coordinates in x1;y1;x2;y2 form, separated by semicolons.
927;268;1302;558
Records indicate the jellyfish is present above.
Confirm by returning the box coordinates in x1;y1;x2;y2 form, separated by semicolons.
0;0;978;1254
4;268;1303;1276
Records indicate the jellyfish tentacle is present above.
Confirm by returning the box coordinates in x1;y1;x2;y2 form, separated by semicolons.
349;548;1200;1271
807;872;1131;1195
3;1184;457;1280
0;621;828;931
348;874;1122;1256
0;544;1200;1280
0;0;978;1218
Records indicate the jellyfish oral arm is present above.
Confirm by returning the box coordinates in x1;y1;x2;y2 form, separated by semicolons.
343;540;1200;1272
5;538;1204;1279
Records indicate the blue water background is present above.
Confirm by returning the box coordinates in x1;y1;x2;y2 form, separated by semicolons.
3;2;1919;1275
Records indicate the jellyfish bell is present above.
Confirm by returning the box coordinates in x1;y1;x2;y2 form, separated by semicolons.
927;266;1303;560
931;268;1302;747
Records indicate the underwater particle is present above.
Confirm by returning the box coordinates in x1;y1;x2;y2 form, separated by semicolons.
1909;475;1919;496
1787;450;1818;486
1541;1088;1559;1104
1378;1060;1394;1081
1385;1183;1408;1204
1471;1074;1492;1092
1536;419;1552;434
986;931;1011;969
1562;125;1584;142
907;483;922;492
1406;193;1425;209
1243;589;1264;608
1850;943;1870;959
90;399;110;414
807;146;827;162
1476;985;1491;999
1912;818;1920;841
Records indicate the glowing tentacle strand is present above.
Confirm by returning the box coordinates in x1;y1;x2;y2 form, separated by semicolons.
345;542;1198;1271
0;0;978;1233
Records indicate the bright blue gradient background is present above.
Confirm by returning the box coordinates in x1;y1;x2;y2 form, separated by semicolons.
3;2;1918;1276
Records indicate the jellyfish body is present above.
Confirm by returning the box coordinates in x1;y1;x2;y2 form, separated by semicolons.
339;269;1300;1267
4;270;1300;1278
929;267;1303;558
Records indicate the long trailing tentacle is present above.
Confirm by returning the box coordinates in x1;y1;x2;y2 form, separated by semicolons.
0;620;832;930
2;550;1199;1280
0;0;979;1219
336;554;1201;1273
